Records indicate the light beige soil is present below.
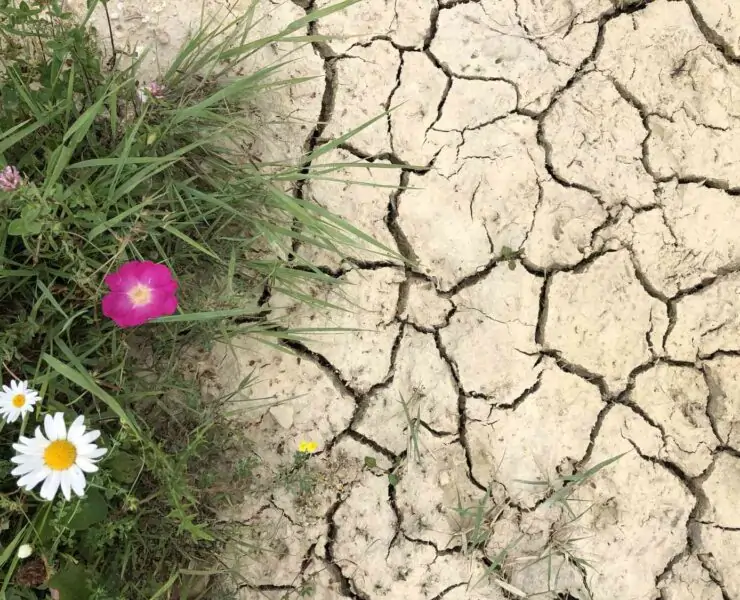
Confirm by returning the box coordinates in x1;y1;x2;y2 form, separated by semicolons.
82;0;740;598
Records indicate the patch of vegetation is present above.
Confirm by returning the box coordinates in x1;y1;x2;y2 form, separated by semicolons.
459;455;624;597
0;0;389;598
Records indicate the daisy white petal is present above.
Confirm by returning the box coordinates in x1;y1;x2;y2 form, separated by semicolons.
67;415;85;442
12;444;42;457
12;458;43;472
60;475;72;501
18;468;51;491
40;471;61;501
76;457;99;473
53;412;66;439
80;430;101;444
78;445;107;459
70;466;86;497
11;462;39;476
43;414;55;439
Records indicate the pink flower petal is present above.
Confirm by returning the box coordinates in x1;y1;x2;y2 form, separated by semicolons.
102;261;178;328
141;262;177;287
102;290;134;318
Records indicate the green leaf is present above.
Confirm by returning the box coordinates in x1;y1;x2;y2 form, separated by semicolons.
48;561;92;600
152;307;262;323
68;488;108;531
108;451;142;484
6;588;38;600
7;219;29;236
363;456;377;469
0;527;24;570
20;203;40;222
43;349;142;438
26;220;42;234
388;473;399;487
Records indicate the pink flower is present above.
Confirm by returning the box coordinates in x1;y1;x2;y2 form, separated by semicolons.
137;81;166;103
102;260;178;328
0;165;22;191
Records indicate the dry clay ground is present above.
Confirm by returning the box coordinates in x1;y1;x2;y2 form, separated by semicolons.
76;0;740;598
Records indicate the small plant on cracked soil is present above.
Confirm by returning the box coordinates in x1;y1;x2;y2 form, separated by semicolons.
510;513;598;598
279;442;319;497
449;484;506;556
466;455;624;598
517;453;626;518
398;390;424;467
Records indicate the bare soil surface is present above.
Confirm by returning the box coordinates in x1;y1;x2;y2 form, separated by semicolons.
79;0;740;598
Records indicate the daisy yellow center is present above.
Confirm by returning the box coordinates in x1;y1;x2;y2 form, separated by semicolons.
11;394;26;408
128;283;152;307
43;440;77;471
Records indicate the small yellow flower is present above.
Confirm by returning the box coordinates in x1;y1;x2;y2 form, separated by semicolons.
298;440;318;454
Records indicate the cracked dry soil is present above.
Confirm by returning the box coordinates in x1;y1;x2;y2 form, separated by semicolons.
83;0;740;598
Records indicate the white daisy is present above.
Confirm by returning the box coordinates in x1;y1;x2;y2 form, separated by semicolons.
11;412;106;501
0;380;41;423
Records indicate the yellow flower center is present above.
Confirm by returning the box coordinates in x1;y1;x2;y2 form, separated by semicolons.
11;394;26;408
128;283;152;307
43;440;77;471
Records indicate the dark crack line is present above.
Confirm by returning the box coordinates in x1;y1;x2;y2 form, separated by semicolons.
341;429;400;462
281;339;361;398
432;109;518;135
620;429;705;594
676;175;740;196
321;492;372;600
700;364;732;448
288;10;338;257
432;329;487;493
532;271;550;349
543;350;611;398
684;0;740;63
398;274;458;332
518;176;545;253
386;169;420;263
386;51;406;156
342;321;409;443
425;70;453;140
428;583;466;600
440;256;536;298
484;369;544;418
695;522;740;532
694;551;735;600
387;475;403;557
333;143;415;167
604;73;664;184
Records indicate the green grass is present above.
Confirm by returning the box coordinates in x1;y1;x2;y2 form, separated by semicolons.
0;0;396;598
